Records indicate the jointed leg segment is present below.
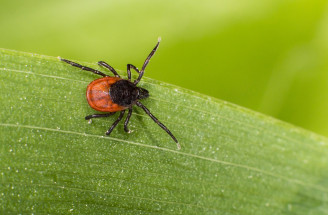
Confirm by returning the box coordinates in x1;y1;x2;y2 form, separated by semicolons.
106;110;126;135
98;61;120;77
124;108;133;133
134;38;161;85
136;101;180;149
85;113;115;120
60;58;107;77
127;64;140;81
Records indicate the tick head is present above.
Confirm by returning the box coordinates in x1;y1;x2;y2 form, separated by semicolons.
137;87;149;100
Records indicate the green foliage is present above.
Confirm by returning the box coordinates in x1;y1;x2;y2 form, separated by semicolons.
1;0;328;136
1;49;328;214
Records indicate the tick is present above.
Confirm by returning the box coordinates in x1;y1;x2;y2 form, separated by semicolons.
60;38;180;149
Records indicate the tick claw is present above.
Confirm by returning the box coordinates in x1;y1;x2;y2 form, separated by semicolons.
124;128;131;133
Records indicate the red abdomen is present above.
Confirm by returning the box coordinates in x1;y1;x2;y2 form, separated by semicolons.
86;77;126;112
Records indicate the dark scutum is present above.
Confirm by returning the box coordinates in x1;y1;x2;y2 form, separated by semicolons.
110;80;139;107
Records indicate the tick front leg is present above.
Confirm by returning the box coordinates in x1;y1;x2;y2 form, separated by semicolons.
124;108;133;133
85;113;115;120
134;38;161;85
106;110;125;135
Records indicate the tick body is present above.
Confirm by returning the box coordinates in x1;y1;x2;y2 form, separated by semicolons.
61;38;180;149
86;77;125;112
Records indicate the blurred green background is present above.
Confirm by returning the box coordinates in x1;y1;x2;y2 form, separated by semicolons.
1;0;328;137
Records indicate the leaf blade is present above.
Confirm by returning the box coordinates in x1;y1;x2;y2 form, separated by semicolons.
1;48;328;214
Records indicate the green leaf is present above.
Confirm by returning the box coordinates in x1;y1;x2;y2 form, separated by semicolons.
1;48;328;214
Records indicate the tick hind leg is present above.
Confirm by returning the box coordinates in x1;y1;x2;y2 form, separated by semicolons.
85;113;115;120
106;110;126;135
60;58;107;77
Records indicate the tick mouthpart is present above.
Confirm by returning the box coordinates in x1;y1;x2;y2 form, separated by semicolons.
138;88;149;100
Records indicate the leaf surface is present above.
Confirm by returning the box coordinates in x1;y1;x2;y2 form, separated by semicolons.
1;48;328;214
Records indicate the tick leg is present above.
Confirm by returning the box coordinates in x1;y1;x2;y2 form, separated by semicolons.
136;101;180;150
98;61;120;77
106;110;125;135
127;64;140;81
85;112;115;120
126;65;131;81
60;58;107;77
134;38;161;85
124;108;133;133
